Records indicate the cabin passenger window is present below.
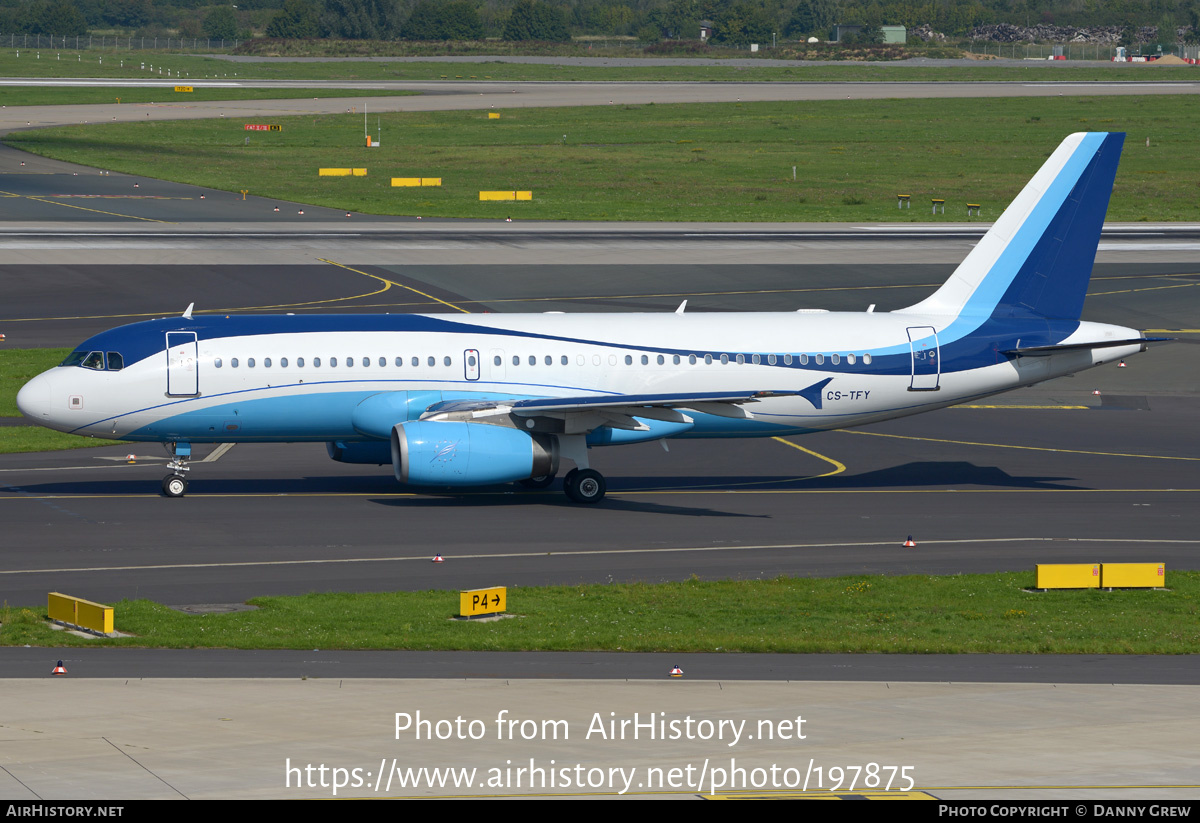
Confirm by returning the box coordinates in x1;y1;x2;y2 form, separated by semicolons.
494;356;502;366
799;354;808;365
847;354;856;365
412;357;419;367
624;355;633;365
248;358;256;368
735;354;745;365
720;354;730;364
831;354;840;365
512;355;520;366
345;357;353;368
767;354;776;365
106;352;124;371
863;353;873;365
313;357;320;367
364;357;371;367
704;355;713;364
427;356;435;367
784;354;793;365
658;355;666;365
264;358;272;368
395;357;402;367
562;355;569;365
330;357;337;367
641;355;649;365
444;356;452;367
689;355;697;365
815;354;824;365
214;358;223;369
280;358;288;368
752;354;761;365
298;357;304;367
528;355;536;366
379;357;386;367
231;358;239;368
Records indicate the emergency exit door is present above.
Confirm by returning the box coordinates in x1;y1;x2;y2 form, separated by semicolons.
166;331;199;396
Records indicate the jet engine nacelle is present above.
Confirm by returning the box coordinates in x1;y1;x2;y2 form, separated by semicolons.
391;421;557;486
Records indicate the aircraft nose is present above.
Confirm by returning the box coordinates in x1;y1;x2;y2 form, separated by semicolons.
16;371;52;422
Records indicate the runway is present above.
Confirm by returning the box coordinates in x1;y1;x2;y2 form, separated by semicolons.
1;87;1198;800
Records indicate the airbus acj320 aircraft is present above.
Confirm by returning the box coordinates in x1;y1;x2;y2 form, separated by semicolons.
18;132;1155;504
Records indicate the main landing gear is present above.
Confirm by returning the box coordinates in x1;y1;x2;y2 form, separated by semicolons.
515;468;608;503
563;468;606;504
161;441;191;498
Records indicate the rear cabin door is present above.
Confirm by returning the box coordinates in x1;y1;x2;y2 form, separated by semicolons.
906;326;941;391
166;331;199;396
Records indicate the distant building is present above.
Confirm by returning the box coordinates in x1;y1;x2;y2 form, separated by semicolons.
881;25;906;44
699;20;713;40
831;24;862;43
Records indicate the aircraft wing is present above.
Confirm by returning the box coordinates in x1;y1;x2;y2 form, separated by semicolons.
421;382;831;430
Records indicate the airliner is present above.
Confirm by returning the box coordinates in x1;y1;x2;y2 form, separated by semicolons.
17;132;1157;503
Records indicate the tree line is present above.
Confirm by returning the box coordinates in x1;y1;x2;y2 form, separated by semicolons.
1;0;1197;43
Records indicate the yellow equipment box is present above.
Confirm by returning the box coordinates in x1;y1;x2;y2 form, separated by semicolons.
1100;563;1164;588
48;592;114;635
1035;564;1099;589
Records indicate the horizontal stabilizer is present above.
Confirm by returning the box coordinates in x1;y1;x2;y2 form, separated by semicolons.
1003;337;1166;357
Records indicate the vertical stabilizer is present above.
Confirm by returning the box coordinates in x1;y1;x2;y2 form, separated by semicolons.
899;132;1124;321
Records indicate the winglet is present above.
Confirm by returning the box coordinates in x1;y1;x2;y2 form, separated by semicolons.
675;300;687;314
182;303;194;319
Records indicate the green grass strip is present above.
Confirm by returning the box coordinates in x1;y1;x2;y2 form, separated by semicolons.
0;47;1194;84
5;95;1196;221
4;571;1197;653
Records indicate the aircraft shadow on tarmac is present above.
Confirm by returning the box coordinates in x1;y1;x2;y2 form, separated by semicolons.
5;460;1084;500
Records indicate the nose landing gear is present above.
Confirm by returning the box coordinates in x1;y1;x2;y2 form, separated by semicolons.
161;441;191;498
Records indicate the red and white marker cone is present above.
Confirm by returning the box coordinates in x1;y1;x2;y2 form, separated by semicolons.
52;660;66;676
345;212;351;218
298;210;304;215
903;535;916;547
200;195;204;199
1093;390;1102;396
1118;360;1126;368
125;453;136;462
273;207;279;212
669;665;683;677
432;554;444;563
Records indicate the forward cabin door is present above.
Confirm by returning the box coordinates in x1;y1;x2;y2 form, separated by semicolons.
166;331;199;396
906;326;940;391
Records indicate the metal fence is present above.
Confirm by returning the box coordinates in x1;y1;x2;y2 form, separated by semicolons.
2;34;239;52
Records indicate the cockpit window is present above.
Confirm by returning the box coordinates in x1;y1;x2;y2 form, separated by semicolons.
81;352;105;370
60;351;88;367
106;352;124;371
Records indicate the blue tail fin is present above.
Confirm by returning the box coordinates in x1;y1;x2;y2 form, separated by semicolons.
900;132;1124;322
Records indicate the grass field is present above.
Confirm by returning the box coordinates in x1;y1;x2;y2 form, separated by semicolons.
1;48;1196;85
5;95;1195;221
2;571;1196;652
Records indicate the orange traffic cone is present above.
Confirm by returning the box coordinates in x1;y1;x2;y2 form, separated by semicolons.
903;535;916;547
1118;360;1126;368
52;660;66;675
669;665;683;677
